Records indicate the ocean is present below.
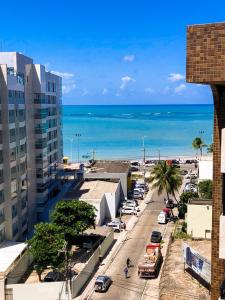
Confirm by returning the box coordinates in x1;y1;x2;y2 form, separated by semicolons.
62;104;213;161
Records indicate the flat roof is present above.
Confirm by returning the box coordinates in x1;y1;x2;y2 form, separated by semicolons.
0;241;27;274
189;199;212;205
87;160;130;174
64;180;119;202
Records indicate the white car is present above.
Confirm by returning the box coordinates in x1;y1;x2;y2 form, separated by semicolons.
107;220;125;231
122;201;138;208
121;207;138;215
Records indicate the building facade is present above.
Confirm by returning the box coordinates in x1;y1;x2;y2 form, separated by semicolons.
186;22;225;300
0;52;62;242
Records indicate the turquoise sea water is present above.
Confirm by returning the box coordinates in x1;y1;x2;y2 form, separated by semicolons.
62;105;213;161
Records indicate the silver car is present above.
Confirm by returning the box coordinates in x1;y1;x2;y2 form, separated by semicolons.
94;275;112;292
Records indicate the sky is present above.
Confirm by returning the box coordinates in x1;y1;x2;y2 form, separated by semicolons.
0;0;224;105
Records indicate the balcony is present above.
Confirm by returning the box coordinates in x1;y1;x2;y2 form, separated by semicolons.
221;128;225;173
219;215;225;259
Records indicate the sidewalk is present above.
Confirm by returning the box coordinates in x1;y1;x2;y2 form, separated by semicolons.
74;189;154;300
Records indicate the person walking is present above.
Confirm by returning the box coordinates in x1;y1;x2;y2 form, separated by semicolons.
126;257;131;268
124;266;128;279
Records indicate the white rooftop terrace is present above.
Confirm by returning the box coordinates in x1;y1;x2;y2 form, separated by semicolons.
0;241;27;274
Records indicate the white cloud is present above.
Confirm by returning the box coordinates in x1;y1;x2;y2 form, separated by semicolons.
120;76;135;90
145;87;155;94
44;62;50;71
81;89;88;96
102;88;108;95
51;71;75;79
62;83;76;94
123;54;135;62
174;84;186;94
168;73;185;82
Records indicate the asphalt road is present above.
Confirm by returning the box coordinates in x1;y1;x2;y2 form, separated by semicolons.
90;190;167;300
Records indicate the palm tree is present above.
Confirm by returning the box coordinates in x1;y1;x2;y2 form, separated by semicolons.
192;137;205;156
207;143;213;153
148;161;182;202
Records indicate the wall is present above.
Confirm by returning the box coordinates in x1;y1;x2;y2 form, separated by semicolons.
186;204;212;239
198;159;213;181
186;22;225;299
71;230;114;298
105;182;121;219
6;281;67;300
6;251;33;284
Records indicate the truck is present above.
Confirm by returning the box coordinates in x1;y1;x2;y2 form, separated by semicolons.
137;243;163;278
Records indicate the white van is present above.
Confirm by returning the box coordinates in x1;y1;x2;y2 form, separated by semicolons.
157;212;167;224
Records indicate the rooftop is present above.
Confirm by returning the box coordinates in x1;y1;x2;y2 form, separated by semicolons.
87;160;130;174
64;180;119;202
0;241;27;274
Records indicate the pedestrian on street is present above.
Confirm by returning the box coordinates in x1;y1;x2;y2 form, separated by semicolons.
126;257;131;268
124;266;128;279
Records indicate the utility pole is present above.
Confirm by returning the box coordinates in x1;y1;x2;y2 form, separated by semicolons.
92;149;95;161
75;133;81;163
158;149;161;163
142;136;147;183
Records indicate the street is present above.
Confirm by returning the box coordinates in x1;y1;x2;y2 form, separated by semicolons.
90;190;172;300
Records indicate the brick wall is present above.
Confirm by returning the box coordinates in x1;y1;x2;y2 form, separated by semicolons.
186;22;225;300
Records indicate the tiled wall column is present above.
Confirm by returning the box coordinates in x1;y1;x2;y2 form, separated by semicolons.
211;85;225;300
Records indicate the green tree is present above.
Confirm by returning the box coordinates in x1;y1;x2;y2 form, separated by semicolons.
149;161;182;201
28;223;65;281
198;180;212;199
192;137;205;156
207;143;213;153
51;200;96;244
178;191;199;219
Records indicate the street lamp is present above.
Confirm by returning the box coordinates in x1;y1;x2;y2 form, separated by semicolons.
157;149;161;163
75;133;81;163
141;136;147;182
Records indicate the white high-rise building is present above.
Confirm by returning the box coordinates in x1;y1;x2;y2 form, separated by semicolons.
0;52;63;242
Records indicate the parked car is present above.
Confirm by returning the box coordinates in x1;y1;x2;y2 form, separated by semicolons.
122;201;138;208
135;183;149;192
150;231;162;243
181;170;188;175
121;206;138;215
131;161;140;166
107;220;125;232
183;184;197;193
94;275;112;292
133;189;144;199
166;200;175;209
44;271;61;282
131;166;139;172
157;211;167;224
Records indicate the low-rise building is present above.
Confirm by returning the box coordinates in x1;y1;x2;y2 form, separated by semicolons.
186;199;212;239
64;180;122;225
84;160;131;197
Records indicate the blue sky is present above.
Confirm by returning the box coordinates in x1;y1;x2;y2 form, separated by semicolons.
0;0;224;105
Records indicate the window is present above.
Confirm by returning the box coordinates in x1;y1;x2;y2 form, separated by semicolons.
9;129;16;143
10;148;16;161
0;228;5;243
11;203;18;219
9;110;15;123
12;221;18;237
21;197;27;209
0;190;4;204
11;166;17;180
